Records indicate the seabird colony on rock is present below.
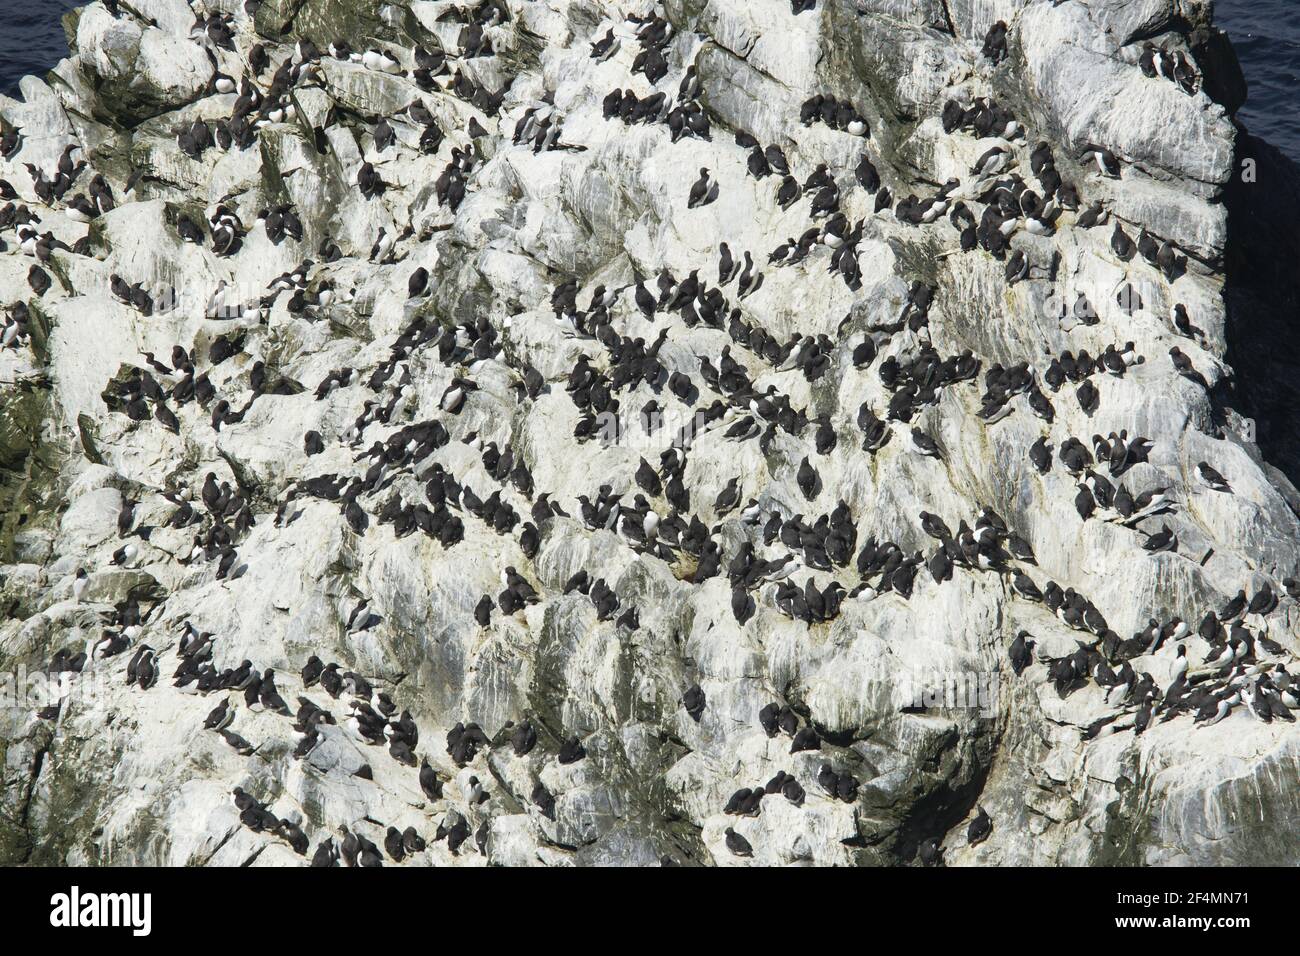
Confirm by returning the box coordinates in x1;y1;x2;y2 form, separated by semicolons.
1;0;1295;866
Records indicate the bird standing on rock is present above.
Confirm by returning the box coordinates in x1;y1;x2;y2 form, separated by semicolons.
688;167;716;208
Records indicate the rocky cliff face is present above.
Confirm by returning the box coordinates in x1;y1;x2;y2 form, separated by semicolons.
0;0;1297;867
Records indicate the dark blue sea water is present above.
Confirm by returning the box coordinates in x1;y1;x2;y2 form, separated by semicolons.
0;0;1296;160
1217;0;1300;160
0;0;81;99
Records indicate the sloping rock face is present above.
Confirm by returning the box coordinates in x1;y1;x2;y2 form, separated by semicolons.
0;0;1297;867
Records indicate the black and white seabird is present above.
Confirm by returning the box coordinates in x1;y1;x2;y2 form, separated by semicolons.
687;167;716;208
967;806;992;845
1196;461;1232;493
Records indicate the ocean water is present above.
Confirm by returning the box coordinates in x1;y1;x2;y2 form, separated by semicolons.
0;0;1296;160
0;0;81;99
1217;0;1300;161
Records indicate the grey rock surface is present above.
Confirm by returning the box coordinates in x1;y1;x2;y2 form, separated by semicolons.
0;0;1297;866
